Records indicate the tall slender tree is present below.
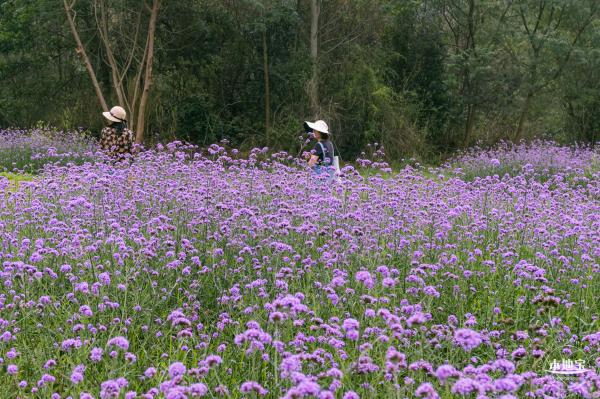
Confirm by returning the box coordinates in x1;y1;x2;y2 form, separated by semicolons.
513;0;598;141
63;0;160;143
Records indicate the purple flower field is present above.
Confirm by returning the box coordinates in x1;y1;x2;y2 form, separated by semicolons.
0;131;599;398
0;128;97;173
447;140;599;181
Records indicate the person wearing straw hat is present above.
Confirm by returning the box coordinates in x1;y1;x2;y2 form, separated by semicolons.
100;105;135;159
304;119;336;184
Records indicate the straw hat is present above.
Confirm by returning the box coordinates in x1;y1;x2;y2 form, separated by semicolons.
102;106;127;123
304;120;330;135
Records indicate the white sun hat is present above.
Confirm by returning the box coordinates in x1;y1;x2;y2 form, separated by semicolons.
304;120;330;135
102;106;127;123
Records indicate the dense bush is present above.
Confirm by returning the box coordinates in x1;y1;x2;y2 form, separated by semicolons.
2;1;599;162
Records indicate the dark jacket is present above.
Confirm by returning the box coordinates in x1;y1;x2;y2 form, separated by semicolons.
314;140;334;165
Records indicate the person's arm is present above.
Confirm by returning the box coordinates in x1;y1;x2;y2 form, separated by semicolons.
308;142;322;167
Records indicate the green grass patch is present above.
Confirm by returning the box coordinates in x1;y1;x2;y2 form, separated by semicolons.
0;172;34;190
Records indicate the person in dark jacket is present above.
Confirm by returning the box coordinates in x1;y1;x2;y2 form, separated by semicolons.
304;119;335;184
100;105;135;159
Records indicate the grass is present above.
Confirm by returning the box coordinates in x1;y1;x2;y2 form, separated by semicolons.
0;171;34;190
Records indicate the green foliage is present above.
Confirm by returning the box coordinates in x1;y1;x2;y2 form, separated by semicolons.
383;0;450;148
559;19;600;142
0;0;599;163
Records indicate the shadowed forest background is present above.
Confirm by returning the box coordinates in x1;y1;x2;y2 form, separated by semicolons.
1;0;599;161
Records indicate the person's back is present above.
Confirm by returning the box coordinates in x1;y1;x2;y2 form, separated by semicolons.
100;106;135;159
315;139;334;167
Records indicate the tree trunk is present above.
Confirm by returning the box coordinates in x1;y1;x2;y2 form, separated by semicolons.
308;0;320;117
463;104;476;147
130;32;150;132
135;0;160;144
95;0;126;109
515;91;533;142
63;0;108;112
262;27;270;142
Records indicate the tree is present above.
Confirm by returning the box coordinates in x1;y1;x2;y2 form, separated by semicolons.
63;0;108;112
559;17;600;142
63;0;160;143
436;0;516;147
384;1;450;153
512;0;598;141
307;0;320;117
0;0;90;127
